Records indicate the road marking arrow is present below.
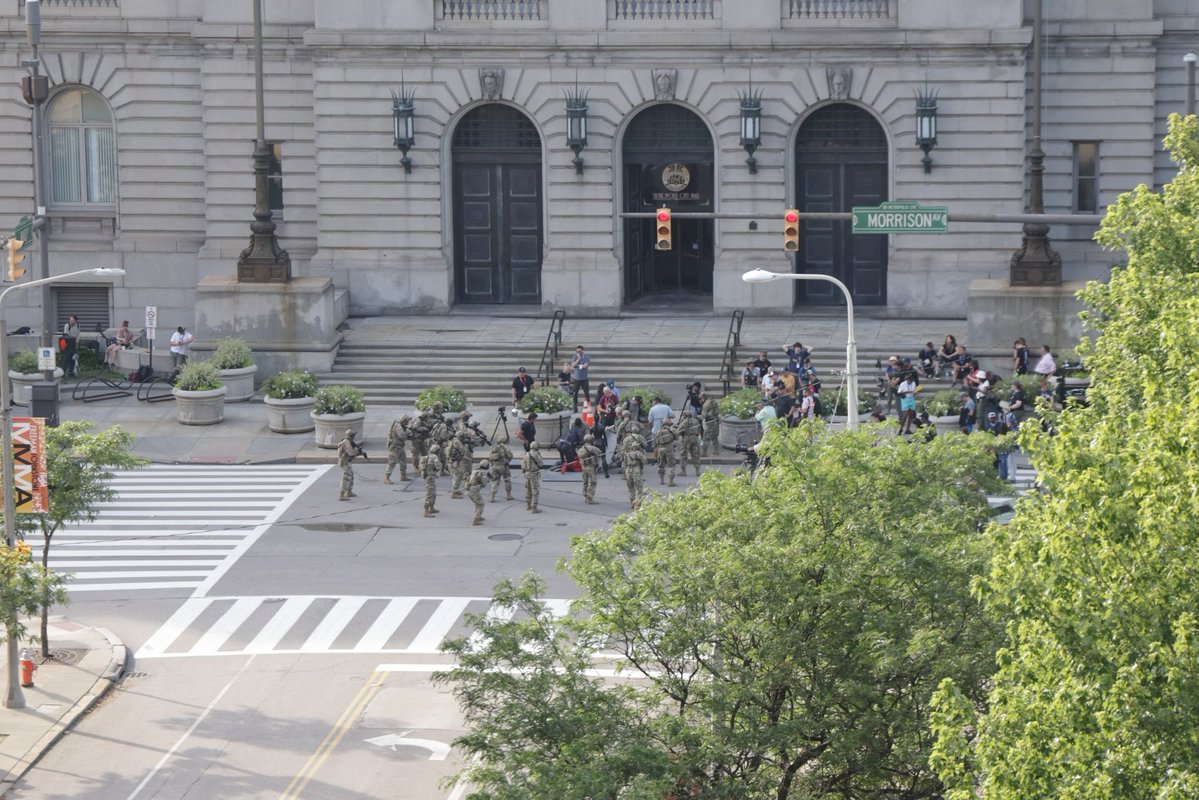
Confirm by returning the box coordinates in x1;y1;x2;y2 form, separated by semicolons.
364;731;451;761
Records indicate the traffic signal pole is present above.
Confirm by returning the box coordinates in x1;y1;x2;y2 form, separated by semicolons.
22;1;53;379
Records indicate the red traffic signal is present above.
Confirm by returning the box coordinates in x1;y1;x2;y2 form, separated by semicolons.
784;208;800;252
655;208;672;251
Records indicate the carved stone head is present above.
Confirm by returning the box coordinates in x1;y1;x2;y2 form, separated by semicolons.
827;67;852;100
479;68;505;101
652;69;676;102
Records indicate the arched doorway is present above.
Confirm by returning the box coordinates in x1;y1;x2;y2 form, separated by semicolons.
794;104;888;306
622;105;714;304
452;105;543;304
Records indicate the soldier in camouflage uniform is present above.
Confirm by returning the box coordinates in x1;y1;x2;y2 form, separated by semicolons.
383;414;411;484
579;433;603;504
654;415;678;487
621;424;647;510
410;409;433;470
429;414;454;476
612;408;631;470
467;459;490;525
700;392;721;457
420;443;443;517
522;441;544;513
678;408;702;476
488;438;514;502
447;429;471;498
337;429;362;501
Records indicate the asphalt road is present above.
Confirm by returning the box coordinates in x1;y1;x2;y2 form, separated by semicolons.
12;459;702;798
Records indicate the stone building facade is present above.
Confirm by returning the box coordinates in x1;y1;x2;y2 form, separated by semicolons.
0;0;1194;330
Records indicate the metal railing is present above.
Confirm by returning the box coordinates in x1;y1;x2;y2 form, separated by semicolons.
437;0;545;20
611;0;718;20
718;309;744;395
785;0;891;19
537;309;566;388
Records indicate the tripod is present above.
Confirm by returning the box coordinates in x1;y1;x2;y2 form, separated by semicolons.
490;408;511;443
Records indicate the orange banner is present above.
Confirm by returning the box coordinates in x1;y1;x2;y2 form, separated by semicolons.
13;417;49;514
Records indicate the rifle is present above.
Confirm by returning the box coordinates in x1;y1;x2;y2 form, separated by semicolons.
354;444;370;462
469;421;492;447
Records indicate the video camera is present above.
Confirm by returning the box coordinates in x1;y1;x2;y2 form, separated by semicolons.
497;405;508;420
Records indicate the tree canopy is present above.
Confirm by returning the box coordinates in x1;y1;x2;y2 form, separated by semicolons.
931;114;1199;800
442;422;1006;800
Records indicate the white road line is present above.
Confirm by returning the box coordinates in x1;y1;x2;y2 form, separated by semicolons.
355;598;419;652
42;560;225;568
72;581;200;593
191;465;331;598
243;597;315;654
467;603;517;649
136;598;213;658
301;598;368;652
541;599;572;618
73;570;213;580
191;598;261;654
405;598;472;654
96;501;279;508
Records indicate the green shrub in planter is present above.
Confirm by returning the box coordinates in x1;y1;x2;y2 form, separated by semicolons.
719;387;763;420
313;384;365;416
517;386;572;414
262;370;318;400
415;384;468;413
831;389;875;416
174;362;223;391
211;337;254;370
8;351;39;374
621;385;672;407
922;388;964;417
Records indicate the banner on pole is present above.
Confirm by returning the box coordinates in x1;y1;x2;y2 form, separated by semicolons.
12;417;49;513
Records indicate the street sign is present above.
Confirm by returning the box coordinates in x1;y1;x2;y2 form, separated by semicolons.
146;326;156;342
37;347;54;371
145;305;157;331
851;200;948;234
13;216;32;248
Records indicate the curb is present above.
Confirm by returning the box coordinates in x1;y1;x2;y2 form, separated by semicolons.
0;626;127;794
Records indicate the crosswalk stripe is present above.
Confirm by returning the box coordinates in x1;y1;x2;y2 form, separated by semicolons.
41;560;225;568
135;596;572;659
301;598;368;653
244;597;315;654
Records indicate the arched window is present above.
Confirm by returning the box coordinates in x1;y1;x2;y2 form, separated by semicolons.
47;87;116;206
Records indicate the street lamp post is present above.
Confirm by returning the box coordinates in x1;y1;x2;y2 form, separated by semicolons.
741;269;859;431
2;268;124;709
1185;53;1196;118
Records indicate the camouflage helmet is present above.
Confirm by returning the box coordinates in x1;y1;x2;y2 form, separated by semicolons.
479;459;490;468
344;429;357;439
429;443;441;452
461;410;472;419
584;433;594;443
530;441;541;450
420;408;432;417
455;429;468;439
432;401;444;413
626;421;642;435
681;408;692;417
399;414;411;424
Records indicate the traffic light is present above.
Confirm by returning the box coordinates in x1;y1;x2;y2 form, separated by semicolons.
5;238;26;282
784;209;800;252
655;207;672;251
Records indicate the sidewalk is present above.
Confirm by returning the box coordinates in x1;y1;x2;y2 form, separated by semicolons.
0;618;126;795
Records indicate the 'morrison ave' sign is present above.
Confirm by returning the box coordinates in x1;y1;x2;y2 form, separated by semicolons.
851;200;948;234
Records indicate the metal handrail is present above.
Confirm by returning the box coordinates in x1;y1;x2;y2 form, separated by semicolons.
537;309;566;387
718;309;744;394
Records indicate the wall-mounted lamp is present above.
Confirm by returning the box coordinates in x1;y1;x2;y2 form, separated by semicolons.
915;86;938;174
564;86;589;175
739;84;763;174
391;84;416;174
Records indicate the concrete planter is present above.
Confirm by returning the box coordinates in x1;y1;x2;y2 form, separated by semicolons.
931;414;962;434
9;369;63;407
173;385;228;426
218;364;258;402
532;410;572;447
312;410;366;449
718;416;758;451
265;395;315;433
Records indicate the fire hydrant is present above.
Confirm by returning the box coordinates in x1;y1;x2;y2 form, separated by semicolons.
19;648;35;688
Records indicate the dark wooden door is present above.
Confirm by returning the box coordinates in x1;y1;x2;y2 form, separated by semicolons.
794;104;889;307
454;159;543;304
623;164;645;301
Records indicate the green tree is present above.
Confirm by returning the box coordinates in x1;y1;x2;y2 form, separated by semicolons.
0;545;66;651
930;115;1199;800
25;422;147;658
442;422;1005;800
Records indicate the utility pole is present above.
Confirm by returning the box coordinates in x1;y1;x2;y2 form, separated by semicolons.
21;1;53;378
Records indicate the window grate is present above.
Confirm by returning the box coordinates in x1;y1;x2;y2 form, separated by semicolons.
796;104;887;150
452;105;541;150
624;105;713;154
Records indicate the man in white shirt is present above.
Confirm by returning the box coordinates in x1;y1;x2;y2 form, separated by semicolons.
170;326;195;369
647;398;673;444
754;399;778;430
1034;345;1056;378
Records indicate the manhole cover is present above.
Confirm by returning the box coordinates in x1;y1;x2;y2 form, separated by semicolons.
40;648;86;666
294;522;373;532
488;533;524;542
